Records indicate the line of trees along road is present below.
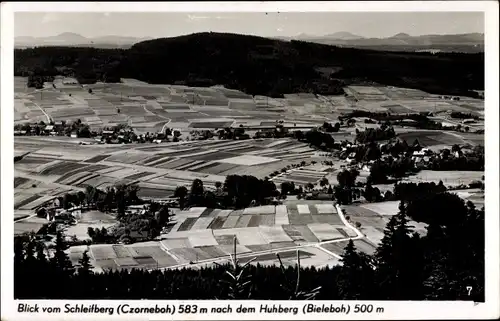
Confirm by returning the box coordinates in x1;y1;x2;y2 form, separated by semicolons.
14;188;484;301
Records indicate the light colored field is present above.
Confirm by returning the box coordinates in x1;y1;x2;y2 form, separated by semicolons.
128;243;169;257
235;215;252;228
403;170;483;185
222;215;240;229
360;226;385;245
217;210;233;217
307;223;345;241
275;205;290;225
218;155;279;166
188;230;218;247
235;228;268;245
90;244;117;260
242;205;275;215
70;245;89;254
190;217;214;230
361;201;400;216
160;238;192;250
297;204;310;215
258;226;293;243
315;204;336;214
214;227;266;246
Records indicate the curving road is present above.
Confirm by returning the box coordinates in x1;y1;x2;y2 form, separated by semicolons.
142;104;171;134
32;89;53;123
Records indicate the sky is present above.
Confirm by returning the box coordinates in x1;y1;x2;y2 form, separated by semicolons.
15;12;484;39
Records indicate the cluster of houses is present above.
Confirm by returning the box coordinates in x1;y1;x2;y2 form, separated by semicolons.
14;122;65;137
439;95;461;101
14;120;183;145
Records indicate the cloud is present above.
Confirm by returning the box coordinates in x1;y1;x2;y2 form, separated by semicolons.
214;16;234;20
41;13;61;24
186;14;234;21
187;14;211;21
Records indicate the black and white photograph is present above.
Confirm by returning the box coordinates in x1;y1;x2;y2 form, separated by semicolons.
1;1;499;320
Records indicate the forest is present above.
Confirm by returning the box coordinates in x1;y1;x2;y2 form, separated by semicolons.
15;32;484;98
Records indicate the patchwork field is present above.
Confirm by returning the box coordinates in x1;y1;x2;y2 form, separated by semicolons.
15;136;324;199
63;200;436;272
63;202;368;271
15;77;324;132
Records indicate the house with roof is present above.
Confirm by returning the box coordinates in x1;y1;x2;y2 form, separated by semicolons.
43;125;54;134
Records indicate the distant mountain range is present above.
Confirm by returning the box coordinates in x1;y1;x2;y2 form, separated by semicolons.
276;32;484;52
15;31;484;52
15;32;151;48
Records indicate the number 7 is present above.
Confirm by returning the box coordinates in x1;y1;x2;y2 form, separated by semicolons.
466;286;472;296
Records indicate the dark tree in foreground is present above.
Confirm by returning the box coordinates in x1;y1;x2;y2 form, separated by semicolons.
174;186;188;209
337;240;375;299
374;203;425;300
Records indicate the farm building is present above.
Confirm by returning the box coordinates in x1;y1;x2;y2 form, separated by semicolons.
126;205;148;215
43;125;54;133
305;193;334;201
361;164;371;172
102;130;115;137
412;148;432;157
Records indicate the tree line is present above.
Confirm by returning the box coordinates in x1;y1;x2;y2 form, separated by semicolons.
174;175;279;210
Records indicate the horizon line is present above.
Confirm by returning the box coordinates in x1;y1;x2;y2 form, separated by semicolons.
14;30;485;40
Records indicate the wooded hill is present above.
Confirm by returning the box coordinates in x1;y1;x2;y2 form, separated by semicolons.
15;32;484;98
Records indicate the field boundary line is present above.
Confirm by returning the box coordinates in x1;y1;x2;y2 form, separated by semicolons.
14;214;37;223
314;243;342;259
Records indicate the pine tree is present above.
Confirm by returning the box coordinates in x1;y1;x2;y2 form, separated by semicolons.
35;242;48;265
50;232;75;277
24;233;38;267
78;250;93;276
374;201;424;299
337;240;374;299
14;236;25;267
